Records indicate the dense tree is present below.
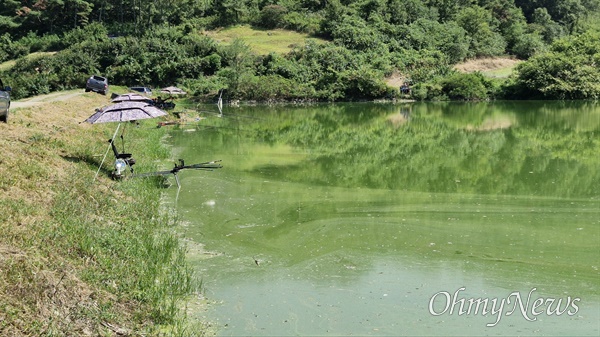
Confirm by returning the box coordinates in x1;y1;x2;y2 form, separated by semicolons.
0;0;598;101
330;15;386;51
514;0;592;32
386;0;433;25
513;31;600;99
217;38;256;96
455;5;506;57
405;19;470;63
258;4;288;28
0;1;21;33
426;0;476;21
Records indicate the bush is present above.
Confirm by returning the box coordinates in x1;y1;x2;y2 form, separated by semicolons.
341;67;389;100
0;33;29;62
59;23;109;49
405;19;470;64
440;72;491;100
392;48;452;84
455;6;506;58
238;74;313;101
258;5;288;29
331;16;386;51
513;31;600;99
17;32;62;52
180;77;225;96
181;34;218;57
282;11;322;34
511;32;547;59
411;82;445;101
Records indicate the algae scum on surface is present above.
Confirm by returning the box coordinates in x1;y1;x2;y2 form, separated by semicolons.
168;101;600;336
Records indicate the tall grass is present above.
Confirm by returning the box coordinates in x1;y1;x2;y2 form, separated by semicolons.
0;95;208;336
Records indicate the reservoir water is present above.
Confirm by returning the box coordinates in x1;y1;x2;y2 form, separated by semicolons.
165;101;599;336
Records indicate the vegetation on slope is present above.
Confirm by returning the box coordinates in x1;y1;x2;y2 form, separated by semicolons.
0;93;208;336
0;0;599;101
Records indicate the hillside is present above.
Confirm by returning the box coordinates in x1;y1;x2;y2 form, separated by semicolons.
1;1;598;101
1;92;204;336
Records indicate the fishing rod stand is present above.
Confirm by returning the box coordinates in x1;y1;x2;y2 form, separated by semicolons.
130;158;222;185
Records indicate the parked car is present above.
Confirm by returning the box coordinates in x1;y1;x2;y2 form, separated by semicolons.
0;78;11;123
129;86;152;96
85;75;109;95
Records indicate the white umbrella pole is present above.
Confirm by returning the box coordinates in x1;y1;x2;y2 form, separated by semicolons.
93;123;122;182
217;90;223;117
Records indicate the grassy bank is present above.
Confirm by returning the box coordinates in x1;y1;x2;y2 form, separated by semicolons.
0;92;208;336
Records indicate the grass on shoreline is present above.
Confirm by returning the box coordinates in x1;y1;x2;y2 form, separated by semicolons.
0;93;209;336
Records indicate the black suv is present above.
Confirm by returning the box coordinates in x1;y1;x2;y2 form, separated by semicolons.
0;78;11;123
85;75;109;95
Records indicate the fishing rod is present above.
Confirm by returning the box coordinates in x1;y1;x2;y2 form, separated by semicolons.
130;158;223;190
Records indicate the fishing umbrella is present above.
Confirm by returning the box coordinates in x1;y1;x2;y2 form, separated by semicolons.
111;92;153;103
85;101;167;180
159;86;187;95
86;101;167;123
155;87;186;110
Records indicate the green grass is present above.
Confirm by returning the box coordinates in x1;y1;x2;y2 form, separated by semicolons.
0;94;208;336
481;66;518;78
205;25;326;55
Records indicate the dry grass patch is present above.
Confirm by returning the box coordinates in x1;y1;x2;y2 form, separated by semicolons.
384;71;411;88
454;57;522;78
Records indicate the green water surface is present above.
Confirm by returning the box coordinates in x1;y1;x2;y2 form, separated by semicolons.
166;101;599;336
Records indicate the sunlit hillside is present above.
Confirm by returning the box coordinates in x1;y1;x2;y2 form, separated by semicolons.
203;25;326;55
453;57;522;78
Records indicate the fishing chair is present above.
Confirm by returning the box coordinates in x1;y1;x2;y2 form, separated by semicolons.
108;138;135;176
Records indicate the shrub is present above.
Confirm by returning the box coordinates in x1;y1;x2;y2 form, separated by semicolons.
411;82;445;101
511;32;547;59
59;23;109;49
238;74;299;101
0;33;29;62
181;34;218;57
341;67;389;100
180;77;224;96
331;16;386;51
405;19;470;64
440;72;491;100
282;11;322;34
455;6;506;58
258;5;288;29
18;32;62;52
393;48;452;84
513;31;600;99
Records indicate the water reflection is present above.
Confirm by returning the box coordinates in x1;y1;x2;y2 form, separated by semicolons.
168;101;599;336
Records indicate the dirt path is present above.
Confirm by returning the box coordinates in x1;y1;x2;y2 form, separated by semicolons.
11;90;87;109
